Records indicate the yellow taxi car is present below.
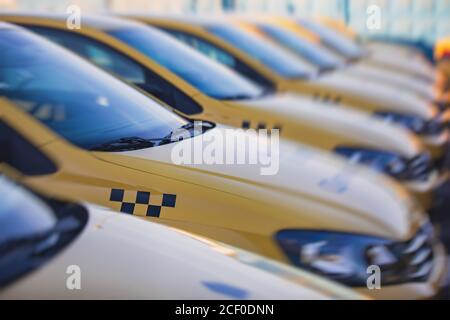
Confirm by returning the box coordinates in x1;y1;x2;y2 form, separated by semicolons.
314;17;358;40
0;24;447;299
237;16;444;103
120;15;450;160
312;17;438;72
297;18;447;93
0;175;366;299
1;14;446;209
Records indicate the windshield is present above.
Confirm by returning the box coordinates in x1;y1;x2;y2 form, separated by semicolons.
0;177;55;245
206;24;317;79
259;24;343;70
0;28;188;150
298;20;366;60
0;175;87;288
108;26;264;100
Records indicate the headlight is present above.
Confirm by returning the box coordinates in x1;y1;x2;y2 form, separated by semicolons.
374;111;445;135
276;230;388;286
276;225;436;287
335;147;433;181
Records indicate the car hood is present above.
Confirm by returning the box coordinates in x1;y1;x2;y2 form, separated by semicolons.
307;72;437;119
343;62;439;101
368;50;437;82
0;205;363;299
225;93;422;158
94;126;423;239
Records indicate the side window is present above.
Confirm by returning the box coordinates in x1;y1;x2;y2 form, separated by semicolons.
24;26;203;115
25;26;146;84
171;31;237;68
162;28;275;89
139;68;203;115
0;121;57;176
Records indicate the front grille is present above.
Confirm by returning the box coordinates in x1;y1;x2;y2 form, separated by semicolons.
366;223;437;285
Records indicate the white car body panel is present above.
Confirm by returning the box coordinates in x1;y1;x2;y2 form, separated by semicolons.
233;93;421;157
1;205;361;299
101;126;423;239
311;72;437;119
344;62;439;101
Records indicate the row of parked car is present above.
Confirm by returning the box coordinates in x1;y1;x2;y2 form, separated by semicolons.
0;13;449;299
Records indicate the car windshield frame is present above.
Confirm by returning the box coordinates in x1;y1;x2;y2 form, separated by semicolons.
206;23;318;79
107;26;265;100
0;28;192;151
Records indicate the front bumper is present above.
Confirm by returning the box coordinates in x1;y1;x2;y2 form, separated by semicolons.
355;241;448;300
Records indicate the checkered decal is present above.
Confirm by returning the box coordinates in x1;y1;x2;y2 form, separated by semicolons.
312;93;342;104
109;189;176;218
241;121;282;132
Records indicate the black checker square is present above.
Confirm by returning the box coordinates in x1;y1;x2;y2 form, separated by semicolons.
110;188;124;202
242;120;251;129
273;124;282;132
120;202;135;214
146;205;161;217
136;191;150;204
162;194;177;207
257;123;267;130
109;188;177;218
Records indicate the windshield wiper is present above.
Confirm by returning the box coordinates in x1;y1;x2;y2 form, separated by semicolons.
219;93;256;101
258;86;276;98
90;137;157;152
178;120;215;132
159;121;215;143
318;64;337;74
90;121;215;152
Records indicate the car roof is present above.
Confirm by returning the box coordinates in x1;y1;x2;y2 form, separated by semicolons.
127;14;296;26
0;13;146;31
124;13;231;27
0;13;242;30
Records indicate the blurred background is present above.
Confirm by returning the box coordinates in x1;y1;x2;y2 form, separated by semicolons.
1;0;450;44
